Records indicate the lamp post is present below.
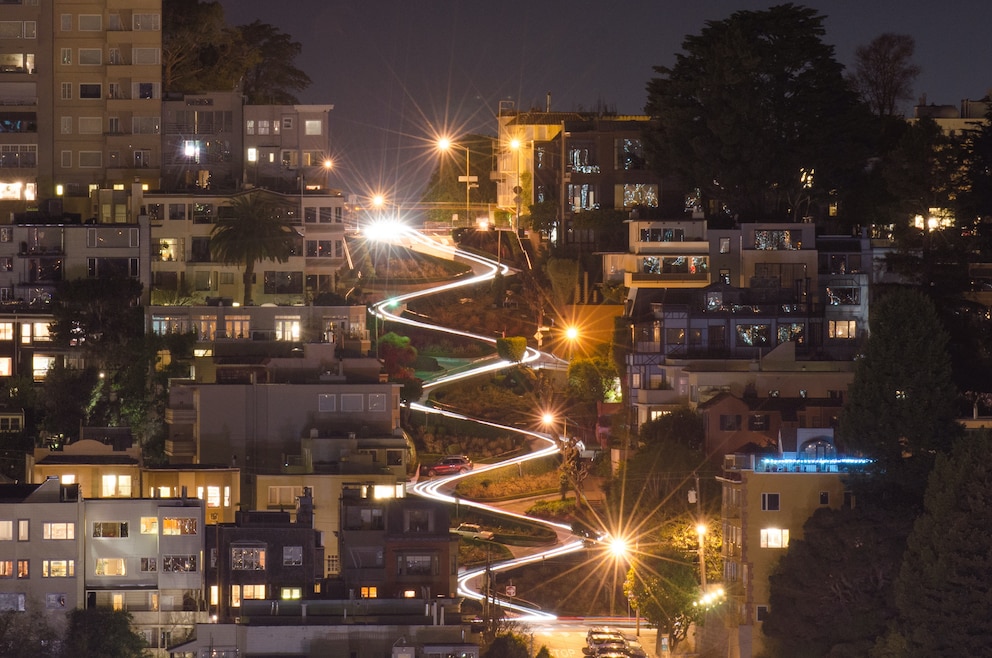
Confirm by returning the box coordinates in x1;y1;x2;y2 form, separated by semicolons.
696;523;707;590
437;137;476;226
510;138;525;234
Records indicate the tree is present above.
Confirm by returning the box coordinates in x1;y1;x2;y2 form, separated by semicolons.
644;4;870;221
763;504;914;657
624;544;701;653
495;336;527;363
481;633;530;658
210;191;298;306
848;34;921;118
0;607;62;658
163;0;246;94
49;276;144;359
377;331;417;380
838;287;960;468
638;406;704;451
884;433;992;657
544;257;579;310
237;21;312;105
63;608;150;658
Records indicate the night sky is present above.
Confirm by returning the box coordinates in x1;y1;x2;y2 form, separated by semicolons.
216;0;992;201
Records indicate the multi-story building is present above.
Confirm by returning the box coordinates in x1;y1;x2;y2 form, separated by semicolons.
161;91;243;193
83;494;206;654
0;478;207;655
339;488;458;601
207;488;322;623
0;478;84;630
716;436;871;657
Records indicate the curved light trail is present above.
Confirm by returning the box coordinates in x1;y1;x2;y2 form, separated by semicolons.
366;221;585;621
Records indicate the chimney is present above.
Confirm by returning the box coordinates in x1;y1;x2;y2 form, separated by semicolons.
546;91;552;112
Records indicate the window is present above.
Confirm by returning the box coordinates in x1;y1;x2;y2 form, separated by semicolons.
17;560;27;578
399;554;435;576
404;509;433;533
78;15;102;31
232;547;266;570
761;493;780;511
264;271;303;295
95;558;126;576
78;116;101;134
133;14;160;31
754;230;798;250
244;584;265;600
281;587;302;600
819;491;830;505
756;605;770;622
736;324;770;347
134;82;158;99
101;474;132;497
43;522;74;540
42;560;74;577
777;323;805;345
318;393;336;412
759;528;789;549
719;237;731;253
162;555;197;573
0;561;12;578
826;287;859;305
0;520;10;540
828;320;857;340
132;116;160;134
360;586;378;598
61;48;71;65
140;557;157;572
0;593;25;611
61;83;72;100
283;546;303;566
274;316;300;341
719;415;741;431
92;521;128;538
79;83;101;99
282;117;294;130
108;47;122;64
78;48;101;65
162;518;197;535
79;151;102;168
61;14;71;31
132;47;159;65
205;486;221;508
17;520;27;541
258;120;270;135
305;120;321;135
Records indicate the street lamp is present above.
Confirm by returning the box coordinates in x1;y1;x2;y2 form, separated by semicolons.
437;137;477;226
696;523;707;589
542;411;567;441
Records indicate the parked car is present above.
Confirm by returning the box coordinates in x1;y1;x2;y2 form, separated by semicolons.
452;523;494;540
587;627;627;650
421;455;473;477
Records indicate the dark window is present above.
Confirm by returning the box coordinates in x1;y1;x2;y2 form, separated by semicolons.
820;491;829;505
79;83;101;99
719;414;741;431
263;271;303;295
761;493;780;511
756;605;770;621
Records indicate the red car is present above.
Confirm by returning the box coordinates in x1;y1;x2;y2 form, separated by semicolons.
421;455;473;477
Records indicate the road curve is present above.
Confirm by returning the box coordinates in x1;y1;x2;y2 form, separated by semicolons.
367;223;585;622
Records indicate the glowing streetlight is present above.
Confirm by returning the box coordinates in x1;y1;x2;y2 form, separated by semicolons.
437;137;476;226
541;411;567;442
608;535;630;560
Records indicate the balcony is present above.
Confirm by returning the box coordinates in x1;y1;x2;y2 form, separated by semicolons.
165;406;196;424
165;437;196;459
633;386;681;406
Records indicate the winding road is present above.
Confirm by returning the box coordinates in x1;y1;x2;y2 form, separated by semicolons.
367;222;587;623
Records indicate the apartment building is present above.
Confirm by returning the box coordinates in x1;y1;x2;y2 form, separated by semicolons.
716;436;871;657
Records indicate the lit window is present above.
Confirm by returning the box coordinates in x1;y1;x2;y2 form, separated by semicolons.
140;558;157;572
140;517;158;534
0;521;10;540
0;323;12;340
95;558;126;576
759;528;790;549
162;518;197;535
828;320;857;339
360;586;378;598
304;120;321;135
60;474;75;485
0;561;12;577
42;560;75;577
243;584;265;600
101;474;132;497
162;555;197;572
206;486;221;508
232;547;266;570
230;585;241;608
280;587;302;600
92;521;129;538
17;519;27;541
17;560;28;578
210;586;218;606
224;486;231;507
43;522;74;540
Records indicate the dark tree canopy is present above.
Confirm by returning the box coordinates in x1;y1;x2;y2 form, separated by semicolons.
238;21;312;105
848;33;921;118
63;608;151;658
163;1;310;103
887;433;992;656
638;406;704;452
763;504;914;657
838;287;960;466
644;3;870;221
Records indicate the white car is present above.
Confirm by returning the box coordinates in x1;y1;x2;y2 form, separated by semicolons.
452;523;494;540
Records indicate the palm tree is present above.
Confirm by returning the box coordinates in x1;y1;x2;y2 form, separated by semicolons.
210;191;297;306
